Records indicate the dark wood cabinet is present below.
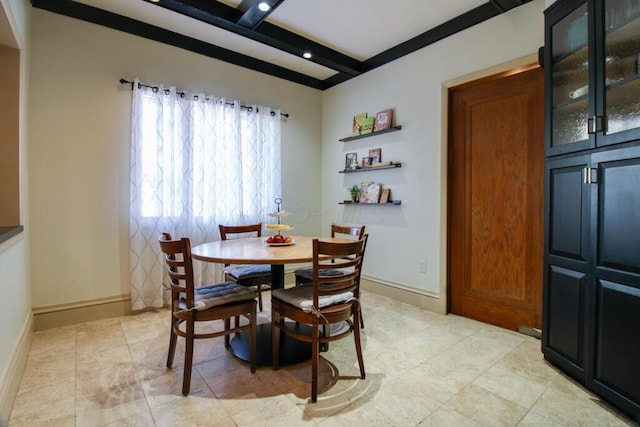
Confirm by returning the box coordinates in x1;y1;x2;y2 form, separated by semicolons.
544;0;640;421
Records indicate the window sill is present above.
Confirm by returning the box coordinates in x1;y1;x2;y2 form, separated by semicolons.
0;225;24;245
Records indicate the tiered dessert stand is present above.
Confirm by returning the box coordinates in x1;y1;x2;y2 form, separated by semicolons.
265;198;294;244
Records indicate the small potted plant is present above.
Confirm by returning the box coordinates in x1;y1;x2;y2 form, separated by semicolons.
349;185;360;203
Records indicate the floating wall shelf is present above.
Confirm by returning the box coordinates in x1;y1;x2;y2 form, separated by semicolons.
339;126;402;142
339;200;402;206
339;163;402;173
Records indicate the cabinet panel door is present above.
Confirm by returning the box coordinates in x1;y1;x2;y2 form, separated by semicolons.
546;155;590;264
599;0;640;145
593;146;640;275
544;265;588;377
591;279;640;414
546;0;593;156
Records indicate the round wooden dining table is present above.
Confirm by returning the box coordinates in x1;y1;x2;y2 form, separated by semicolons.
191;235;349;365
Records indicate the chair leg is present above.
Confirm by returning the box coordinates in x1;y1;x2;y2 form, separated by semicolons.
353;314;366;380
182;317;195;396
320;324;329;352
224;317;231;349
257;284;263;312
359;309;365;329
272;307;281;370
167;318;178;368
249;301;257;373
311;323;319;403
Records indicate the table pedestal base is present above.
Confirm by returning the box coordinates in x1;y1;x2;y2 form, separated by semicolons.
230;322;312;366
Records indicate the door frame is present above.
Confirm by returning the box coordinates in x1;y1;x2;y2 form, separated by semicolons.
438;53;541;314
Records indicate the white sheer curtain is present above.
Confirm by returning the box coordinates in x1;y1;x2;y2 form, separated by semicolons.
129;79;281;310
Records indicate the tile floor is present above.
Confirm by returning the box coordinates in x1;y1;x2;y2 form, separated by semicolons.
8;290;638;426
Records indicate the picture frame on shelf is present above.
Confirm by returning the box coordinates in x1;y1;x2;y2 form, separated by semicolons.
360;117;375;135
374;109;393;132
369;148;381;163
359;181;381;204
362;156;373;168
345;152;358;170
352;112;367;136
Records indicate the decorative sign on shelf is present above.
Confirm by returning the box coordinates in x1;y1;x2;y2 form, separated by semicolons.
374;109;393;132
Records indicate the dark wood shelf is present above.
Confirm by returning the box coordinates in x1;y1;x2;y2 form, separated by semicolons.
339;163;402;173
339;126;402;142
339;200;401;206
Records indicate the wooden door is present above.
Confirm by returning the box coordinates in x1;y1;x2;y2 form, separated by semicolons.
448;66;544;331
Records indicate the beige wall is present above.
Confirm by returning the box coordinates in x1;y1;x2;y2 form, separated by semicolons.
322;0;546;312
0;0;31;422
28;9;323;308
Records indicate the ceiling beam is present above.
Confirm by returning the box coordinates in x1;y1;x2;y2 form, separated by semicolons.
236;0;285;29
153;0;363;76
30;0;325;89
489;0;527;12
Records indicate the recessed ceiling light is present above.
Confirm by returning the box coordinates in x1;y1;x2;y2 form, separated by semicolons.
258;2;271;12
302;52;312;59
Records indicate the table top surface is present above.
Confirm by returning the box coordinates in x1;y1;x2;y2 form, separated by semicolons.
191;236;350;264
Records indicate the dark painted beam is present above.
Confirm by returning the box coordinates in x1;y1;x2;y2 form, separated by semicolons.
489;0;528;12
154;0;363;76
30;0;535;91
30;0;325;89
357;3;500;75
236;0;285;29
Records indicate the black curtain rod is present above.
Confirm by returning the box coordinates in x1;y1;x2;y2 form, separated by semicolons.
119;79;289;118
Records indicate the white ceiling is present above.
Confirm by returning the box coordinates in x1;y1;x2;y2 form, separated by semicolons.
34;0;532;88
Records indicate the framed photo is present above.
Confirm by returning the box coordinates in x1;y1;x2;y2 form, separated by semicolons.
374;109;393;132
359;182;381;204
362;157;373;168
360;117;374;135
369;148;381;164
345;152;358;170
352;112;367;136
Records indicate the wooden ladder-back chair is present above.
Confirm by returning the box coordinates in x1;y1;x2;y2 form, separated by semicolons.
159;232;257;396
218;223;272;312
271;235;368;402
294;224;366;328
294;224;366;286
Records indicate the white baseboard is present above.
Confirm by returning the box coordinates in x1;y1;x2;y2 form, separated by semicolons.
33;294;133;331
361;276;446;314
0;311;34;426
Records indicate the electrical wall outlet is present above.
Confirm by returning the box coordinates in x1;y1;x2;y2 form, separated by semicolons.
419;260;427;273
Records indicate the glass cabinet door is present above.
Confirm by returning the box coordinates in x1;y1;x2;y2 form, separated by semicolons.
603;0;640;137
551;3;590;148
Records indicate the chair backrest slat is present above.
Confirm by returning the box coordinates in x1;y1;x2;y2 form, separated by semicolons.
159;232;196;307
313;235;368;305
219;223;262;240
331;224;365;239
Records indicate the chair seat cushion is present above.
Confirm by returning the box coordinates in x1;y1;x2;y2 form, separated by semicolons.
225;264;271;280
194;282;257;310
272;285;353;313
293;268;345;281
